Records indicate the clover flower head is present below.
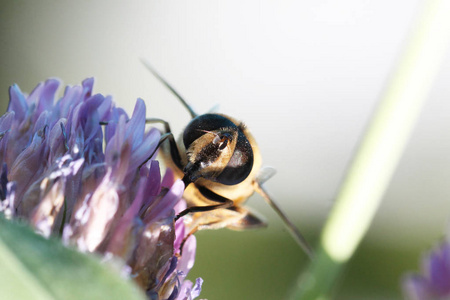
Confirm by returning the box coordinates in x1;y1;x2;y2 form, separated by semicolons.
0;78;203;299
403;240;450;300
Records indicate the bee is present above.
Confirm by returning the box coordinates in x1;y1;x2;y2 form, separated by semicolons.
142;60;313;259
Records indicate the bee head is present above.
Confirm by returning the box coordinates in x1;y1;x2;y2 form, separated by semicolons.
182;114;254;185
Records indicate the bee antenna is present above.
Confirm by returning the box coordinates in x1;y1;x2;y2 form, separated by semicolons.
197;129;217;135
140;58;198;119
255;169;314;260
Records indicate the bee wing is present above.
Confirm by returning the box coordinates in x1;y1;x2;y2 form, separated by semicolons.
256;166;277;185
206;103;221;114
225;206;267;230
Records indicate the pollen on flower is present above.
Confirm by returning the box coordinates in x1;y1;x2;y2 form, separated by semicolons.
160;224;172;232
144;230;153;239
0;78;203;300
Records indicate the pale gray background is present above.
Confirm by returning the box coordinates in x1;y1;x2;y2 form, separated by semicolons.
1;1;450;298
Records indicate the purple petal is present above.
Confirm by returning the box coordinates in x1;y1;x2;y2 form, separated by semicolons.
160;256;179;291
34;79;60;115
102;102;128;144
190;277;203;299
9;131;47;210
32;110;50;135
176;277;203;300
143;180;184;223
162;168;175;188
176;235;196;275
81;96;104;145
106;175;149;257
403;274;432;300
47;120;68;163
125;99;146;148
105;115;127;165
128;128;160;172
58;85;84;119
404;242;450;299
138;161;162;216
145;160;162;191
0;112;14;163
7;84;28;121
96;95;114;122
81;77;94;98
425;243;450;294
0;111;14;132
174;216;186;251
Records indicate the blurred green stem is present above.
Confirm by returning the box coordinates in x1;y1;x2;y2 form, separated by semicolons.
292;0;450;299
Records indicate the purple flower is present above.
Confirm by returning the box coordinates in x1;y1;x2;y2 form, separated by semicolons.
403;241;450;300
0;78;203;299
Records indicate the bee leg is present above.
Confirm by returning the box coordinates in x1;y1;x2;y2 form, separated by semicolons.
139;132;182;169
175;188;234;221
145;118;171;133
101;118;182;168
139;118;183;169
174;199;234;221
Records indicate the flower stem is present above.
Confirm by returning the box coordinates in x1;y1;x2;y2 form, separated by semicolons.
291;0;450;298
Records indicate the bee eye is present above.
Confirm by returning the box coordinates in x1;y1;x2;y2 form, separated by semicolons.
183;114;254;185
215;130;253;185
183;114;236;148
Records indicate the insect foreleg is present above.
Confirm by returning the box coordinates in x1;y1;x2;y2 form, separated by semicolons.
139;118;183;169
174;190;234;221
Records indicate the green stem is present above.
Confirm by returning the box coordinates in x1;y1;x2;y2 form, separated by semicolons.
291;0;450;298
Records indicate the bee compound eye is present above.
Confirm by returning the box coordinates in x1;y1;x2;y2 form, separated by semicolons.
182;114;254;185
183;114;236;149
215;130;254;185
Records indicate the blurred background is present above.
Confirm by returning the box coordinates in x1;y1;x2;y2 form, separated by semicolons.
1;1;450;299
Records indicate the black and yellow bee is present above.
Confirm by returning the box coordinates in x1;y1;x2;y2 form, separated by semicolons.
142;61;313;258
